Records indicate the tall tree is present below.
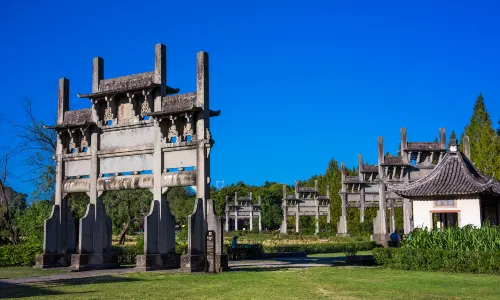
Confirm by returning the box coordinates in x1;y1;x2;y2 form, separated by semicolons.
103;189;152;245
462;93;497;177
168;187;196;226
0;153;27;244
3;100;57;201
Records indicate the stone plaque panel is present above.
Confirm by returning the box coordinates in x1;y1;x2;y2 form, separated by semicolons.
164;149;197;169
100;126;155;150
100;154;153;174
64;160;91;177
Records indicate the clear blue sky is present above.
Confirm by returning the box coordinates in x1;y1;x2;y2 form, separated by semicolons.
1;0;500;196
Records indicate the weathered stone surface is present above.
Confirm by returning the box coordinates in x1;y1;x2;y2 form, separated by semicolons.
143;197;176;255
34;254;70;269
180;253;205;272
341;128;450;236
281;180;330;234
70;253;118;271
63;109;93;126
40;45;218;274
135;253;180;272
225;193;262;232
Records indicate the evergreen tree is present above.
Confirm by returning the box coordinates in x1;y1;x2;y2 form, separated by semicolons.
463;93;497;178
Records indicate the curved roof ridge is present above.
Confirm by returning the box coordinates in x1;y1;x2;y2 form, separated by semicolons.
388;151;498;197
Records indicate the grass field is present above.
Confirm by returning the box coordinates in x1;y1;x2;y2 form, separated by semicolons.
0;267;66;279
2;266;500;299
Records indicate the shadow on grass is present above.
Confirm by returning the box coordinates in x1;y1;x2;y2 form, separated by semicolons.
230;255;375;272
0;275;141;299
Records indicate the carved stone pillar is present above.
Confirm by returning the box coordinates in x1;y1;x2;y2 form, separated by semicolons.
295;203;300;233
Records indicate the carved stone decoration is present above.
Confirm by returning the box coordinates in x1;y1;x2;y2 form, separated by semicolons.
140;92;151;116
80;128;88;151
104;103;113;122
68;129;76;153
183;113;193;140
167;116;178;143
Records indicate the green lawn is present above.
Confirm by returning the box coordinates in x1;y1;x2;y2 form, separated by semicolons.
2;267;500;299
0;267;66;279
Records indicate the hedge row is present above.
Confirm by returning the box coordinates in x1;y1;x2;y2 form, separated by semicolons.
262;241;376;254
0;243;42;267
373;248;500;274
1;241;375;267
0;242;188;268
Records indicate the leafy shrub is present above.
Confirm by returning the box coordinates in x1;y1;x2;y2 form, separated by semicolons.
0;243;42;267
262;241;375;254
343;243;361;256
402;223;500;252
373;248;500;274
111;245;141;265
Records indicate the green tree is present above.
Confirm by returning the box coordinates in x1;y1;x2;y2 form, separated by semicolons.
0;184;27;244
259;186;283;230
462;93;498;178
103;189;152;245
168;187;196;226
17;200;52;245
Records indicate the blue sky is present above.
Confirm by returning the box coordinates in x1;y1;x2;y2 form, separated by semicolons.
1;0;500;196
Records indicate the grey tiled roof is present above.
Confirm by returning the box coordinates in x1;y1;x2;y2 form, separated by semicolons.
317;195;330;200
146;92;200;117
100;72;155;93
406;142;445;151
389;152;500;197
63;109;93;126
77;71;179;98
285;195;298;200
361;164;379;173
162;92;197;112
382;156;409;166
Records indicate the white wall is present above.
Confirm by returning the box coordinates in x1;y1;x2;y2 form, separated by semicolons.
413;201;433;229
457;199;481;227
413;198;481;230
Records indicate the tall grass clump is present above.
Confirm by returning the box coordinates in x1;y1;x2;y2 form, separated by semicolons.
402;223;500;252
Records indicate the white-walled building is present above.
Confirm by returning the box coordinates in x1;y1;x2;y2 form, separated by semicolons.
389;137;500;230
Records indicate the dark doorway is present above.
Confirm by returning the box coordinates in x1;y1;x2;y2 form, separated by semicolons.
481;196;500;225
432;212;458;229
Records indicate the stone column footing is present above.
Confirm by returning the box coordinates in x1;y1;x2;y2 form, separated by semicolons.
135;253;180;272
337;216;348;235
370;234;390;247
180;253;229;273
34;254;71;269
70;253;118;271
